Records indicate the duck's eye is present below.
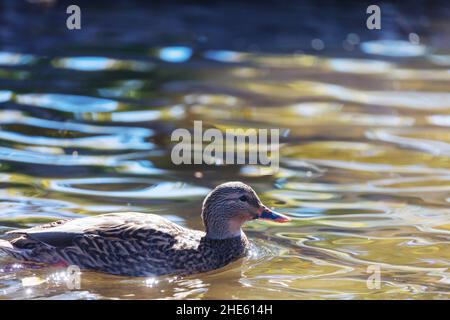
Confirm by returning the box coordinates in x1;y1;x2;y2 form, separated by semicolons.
239;195;248;202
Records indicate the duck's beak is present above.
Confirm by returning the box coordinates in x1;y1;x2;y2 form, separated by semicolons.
258;206;291;223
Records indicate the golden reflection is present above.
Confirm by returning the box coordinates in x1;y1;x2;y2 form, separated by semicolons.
1;41;450;300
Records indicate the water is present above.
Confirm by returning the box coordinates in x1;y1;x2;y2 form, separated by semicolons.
0;1;449;299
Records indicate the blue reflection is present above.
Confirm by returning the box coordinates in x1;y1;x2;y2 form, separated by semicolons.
0;90;12;103
16;93;119;113
360;40;426;57
0;52;35;66
54;56;154;72
204;50;242;62
56;56;117;71
49;178;210;199
158;46;192;63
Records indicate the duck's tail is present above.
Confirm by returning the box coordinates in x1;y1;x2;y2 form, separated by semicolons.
0;239;28;261
0;236;67;266
0;239;13;250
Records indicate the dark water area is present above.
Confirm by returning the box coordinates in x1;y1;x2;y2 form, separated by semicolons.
3;1;450;53
0;0;449;299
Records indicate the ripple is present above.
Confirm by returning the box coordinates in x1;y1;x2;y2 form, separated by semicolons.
326;57;450;80
239;165;315;179
247;238;288;262
360;40;427;57
97;80;145;98
427;54;450;66
0;52;36;66
0;196;79;221
204;50;244;63
15;93;119;113
284;158;450;175
266;189;340;203
157;46;192;63
184;93;241;107
53;56;154;72
0;91;13;103
225;80;450;110
115;160;166;175
427;115;450;127
360;91;450;110
328;58;393;74
0;130;154;151
0;146;166;177
301;233;450;272
0;110;153;136
109;105;185;122
190;101;415;128
0;145;115;166
368;128;450;156
282;141;450;175
284;176;450;193
0;110;154;151
48;178;210;200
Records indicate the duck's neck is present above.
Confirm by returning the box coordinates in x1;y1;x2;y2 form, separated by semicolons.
204;215;246;240
203;231;249;256
205;228;243;240
201;231;250;269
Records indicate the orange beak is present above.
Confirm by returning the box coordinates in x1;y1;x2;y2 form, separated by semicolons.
258;206;291;223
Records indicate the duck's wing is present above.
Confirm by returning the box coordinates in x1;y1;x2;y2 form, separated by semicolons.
7;212;184;248
6;218;76;247
3;212;203;275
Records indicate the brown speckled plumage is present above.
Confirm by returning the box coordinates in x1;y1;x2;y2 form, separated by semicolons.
0;182;288;277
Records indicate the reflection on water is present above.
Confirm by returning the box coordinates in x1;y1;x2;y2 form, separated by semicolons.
0;1;450;300
360;40;427;57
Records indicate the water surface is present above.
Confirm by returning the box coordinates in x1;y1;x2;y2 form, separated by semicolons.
0;1;449;299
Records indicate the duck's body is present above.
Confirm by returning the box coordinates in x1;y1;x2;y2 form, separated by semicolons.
0;182;288;277
0;212;249;276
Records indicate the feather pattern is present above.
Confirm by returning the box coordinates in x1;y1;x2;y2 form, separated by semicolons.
0;212;249;276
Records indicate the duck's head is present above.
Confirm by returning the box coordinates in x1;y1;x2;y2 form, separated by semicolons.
201;181;290;239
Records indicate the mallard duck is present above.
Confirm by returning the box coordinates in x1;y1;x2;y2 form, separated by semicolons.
0;182;289;276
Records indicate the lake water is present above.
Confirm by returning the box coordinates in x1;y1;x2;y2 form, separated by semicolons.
0;1;449;299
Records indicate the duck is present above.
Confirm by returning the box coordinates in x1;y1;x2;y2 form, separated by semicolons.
0;182;290;277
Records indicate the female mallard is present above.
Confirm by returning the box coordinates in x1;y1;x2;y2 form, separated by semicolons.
0;182;289;277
